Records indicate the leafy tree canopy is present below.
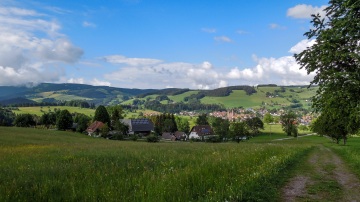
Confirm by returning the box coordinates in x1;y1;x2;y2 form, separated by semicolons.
295;0;360;143
56;110;73;130
94;105;110;125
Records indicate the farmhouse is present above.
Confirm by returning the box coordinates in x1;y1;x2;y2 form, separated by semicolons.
174;131;187;141
86;121;105;137
120;118;154;136
161;132;176;141
189;125;213;139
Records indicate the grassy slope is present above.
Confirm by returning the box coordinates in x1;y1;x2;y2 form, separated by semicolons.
168;90;199;102
13;106;95;117
190;87;316;109
32;91;92;102
0;127;317;201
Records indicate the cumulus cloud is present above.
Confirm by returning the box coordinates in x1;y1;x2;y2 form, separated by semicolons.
102;37;317;89
201;28;216;33
225;39;317;86
67;77;85;84
287;4;327;19
91;78;111;86
0;5;83;86
103;57;225;89
102;55;163;66
226;56;314;85
289;39;316;54
269;23;287;30
82;21;96;28
214;36;232;43
236;30;248;34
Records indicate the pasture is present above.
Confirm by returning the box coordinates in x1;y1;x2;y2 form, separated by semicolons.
0;127;322;201
12;106;95;117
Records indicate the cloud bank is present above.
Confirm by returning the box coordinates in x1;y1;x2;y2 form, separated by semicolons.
287;4;327;19
0;6;83;86
102;39;315;89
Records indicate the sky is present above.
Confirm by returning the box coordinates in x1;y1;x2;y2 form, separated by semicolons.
0;0;328;89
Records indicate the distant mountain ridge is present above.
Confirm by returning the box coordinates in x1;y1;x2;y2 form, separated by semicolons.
0;83;315;110
0;83;157;106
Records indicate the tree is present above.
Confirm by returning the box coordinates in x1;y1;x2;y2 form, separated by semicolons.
163;119;176;133
263;113;274;135
196;113;209;125
245;117;264;136
0;108;15;126
74;113;91;133
295;0;360;144
230;122;249;143
175;116;190;134
93;105;110;126
40;112;57;129
298;125;309;134
14;114;36;127
280;111;298;137
56;110;73;130
209;117;230;141
311;112;344;144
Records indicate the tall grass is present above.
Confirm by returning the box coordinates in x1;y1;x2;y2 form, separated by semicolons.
0;127;315;201
327;136;360;178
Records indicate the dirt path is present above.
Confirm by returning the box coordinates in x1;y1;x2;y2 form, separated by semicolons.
282;145;360;202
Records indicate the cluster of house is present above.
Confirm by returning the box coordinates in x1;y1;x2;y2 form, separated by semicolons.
209;109;314;125
86;118;214;141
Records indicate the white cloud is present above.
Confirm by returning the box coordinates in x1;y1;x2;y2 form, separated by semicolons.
0;7;41;16
91;78;111;86
269;23;287;30
236;30;248;34
289;39;316;54
102;37;316;89
102;55;163;66
67;77;85;84
201;28;216;33
103;58;225;89
0;5;83;86
226;54;314;86
287;4;327;19
214;36;232;43
83;21;96;28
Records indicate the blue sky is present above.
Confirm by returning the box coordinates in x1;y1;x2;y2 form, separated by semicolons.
0;0;328;89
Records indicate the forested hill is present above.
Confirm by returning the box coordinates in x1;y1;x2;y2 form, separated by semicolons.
0;83;157;106
0;83;316;110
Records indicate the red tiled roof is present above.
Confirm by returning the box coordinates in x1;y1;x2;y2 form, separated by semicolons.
86;121;105;133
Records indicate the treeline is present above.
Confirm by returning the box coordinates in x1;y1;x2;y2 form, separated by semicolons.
144;100;225;113
1;99;95;109
184;86;257;101
257;84;277;87
0;108;16;126
137;88;190;98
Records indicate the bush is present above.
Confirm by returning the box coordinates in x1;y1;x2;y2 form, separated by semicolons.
129;134;138;141
206;135;222;143
146;134;160;143
112;132;125;140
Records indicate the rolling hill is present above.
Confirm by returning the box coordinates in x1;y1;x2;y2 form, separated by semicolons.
0;83;317;111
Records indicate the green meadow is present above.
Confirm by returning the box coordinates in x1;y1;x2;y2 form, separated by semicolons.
0;127;334;201
12;106;95;117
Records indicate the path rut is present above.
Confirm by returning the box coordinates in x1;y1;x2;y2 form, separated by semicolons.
281;145;360;202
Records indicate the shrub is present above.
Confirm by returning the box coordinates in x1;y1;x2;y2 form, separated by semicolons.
206;135;222;143
146;134;160;143
129;134;138;141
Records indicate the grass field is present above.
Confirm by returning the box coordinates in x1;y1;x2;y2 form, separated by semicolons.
0;127;321;201
198;87;316;109
327;136;360;178
12;106;95;117
32;91;92;102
